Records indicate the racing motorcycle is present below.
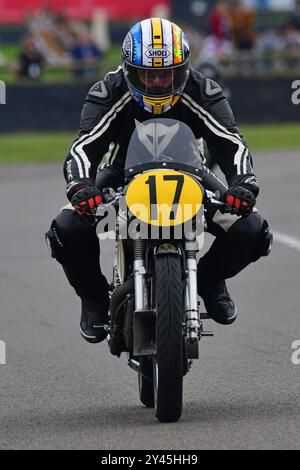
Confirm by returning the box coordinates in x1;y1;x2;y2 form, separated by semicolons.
95;119;223;423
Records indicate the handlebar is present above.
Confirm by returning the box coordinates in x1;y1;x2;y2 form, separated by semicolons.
95;188;225;217
95;187;125;217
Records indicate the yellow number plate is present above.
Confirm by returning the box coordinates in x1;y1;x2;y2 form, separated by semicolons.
126;170;203;227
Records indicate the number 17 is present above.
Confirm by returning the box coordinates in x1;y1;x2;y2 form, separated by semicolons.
145;174;184;221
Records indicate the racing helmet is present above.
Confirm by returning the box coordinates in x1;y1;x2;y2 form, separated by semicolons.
122;18;191;114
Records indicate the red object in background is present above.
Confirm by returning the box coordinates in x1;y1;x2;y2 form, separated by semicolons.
211;11;224;40
0;0;170;23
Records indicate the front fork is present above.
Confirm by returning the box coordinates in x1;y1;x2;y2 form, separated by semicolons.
133;237;202;340
184;239;201;342
133;238;147;311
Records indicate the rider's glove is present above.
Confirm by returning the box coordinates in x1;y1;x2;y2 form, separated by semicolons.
222;185;256;217
66;180;103;216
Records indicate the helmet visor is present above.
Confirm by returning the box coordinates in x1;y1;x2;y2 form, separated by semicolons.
124;61;190;97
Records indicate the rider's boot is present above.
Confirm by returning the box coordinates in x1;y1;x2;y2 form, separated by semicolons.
199;280;237;325
80;296;109;343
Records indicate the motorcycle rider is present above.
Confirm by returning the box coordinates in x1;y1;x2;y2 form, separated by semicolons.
46;18;272;343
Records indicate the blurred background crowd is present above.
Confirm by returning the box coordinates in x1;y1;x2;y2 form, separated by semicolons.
188;0;300;78
0;0;300;83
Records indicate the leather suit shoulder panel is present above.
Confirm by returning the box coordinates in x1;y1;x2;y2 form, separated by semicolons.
185;68;238;132
79;66;129;135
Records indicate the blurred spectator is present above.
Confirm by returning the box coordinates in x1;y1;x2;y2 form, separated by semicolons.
289;0;300;31
228;0;257;50
27;8;71;66
15;36;45;80
200;35;234;60
255;28;285;53
283;24;300;51
70;29;103;80
198;0;233;63
52;11;74;50
210;0;230;41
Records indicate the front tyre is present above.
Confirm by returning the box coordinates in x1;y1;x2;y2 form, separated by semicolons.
154;254;183;423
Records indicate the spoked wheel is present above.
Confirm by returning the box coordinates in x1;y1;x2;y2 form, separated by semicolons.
153;254;184;423
138;356;154;408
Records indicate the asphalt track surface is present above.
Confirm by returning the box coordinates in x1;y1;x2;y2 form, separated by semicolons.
0;151;299;450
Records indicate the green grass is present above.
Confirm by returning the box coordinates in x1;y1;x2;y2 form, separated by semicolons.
0;123;299;165
1;44;20;60
241;124;300;151
0;132;74;164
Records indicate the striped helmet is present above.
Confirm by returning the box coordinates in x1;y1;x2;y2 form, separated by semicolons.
122;18;190;114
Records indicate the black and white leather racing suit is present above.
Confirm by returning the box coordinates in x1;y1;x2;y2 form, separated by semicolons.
46;66;272;306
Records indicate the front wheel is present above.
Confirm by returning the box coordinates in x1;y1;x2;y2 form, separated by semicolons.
153;254;184;423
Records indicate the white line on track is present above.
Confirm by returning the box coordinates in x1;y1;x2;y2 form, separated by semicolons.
273;231;300;252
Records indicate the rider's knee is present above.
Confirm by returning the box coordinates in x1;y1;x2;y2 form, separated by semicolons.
45;220;69;264
45;209;98;264
251;219;273;262
228;213;273;261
